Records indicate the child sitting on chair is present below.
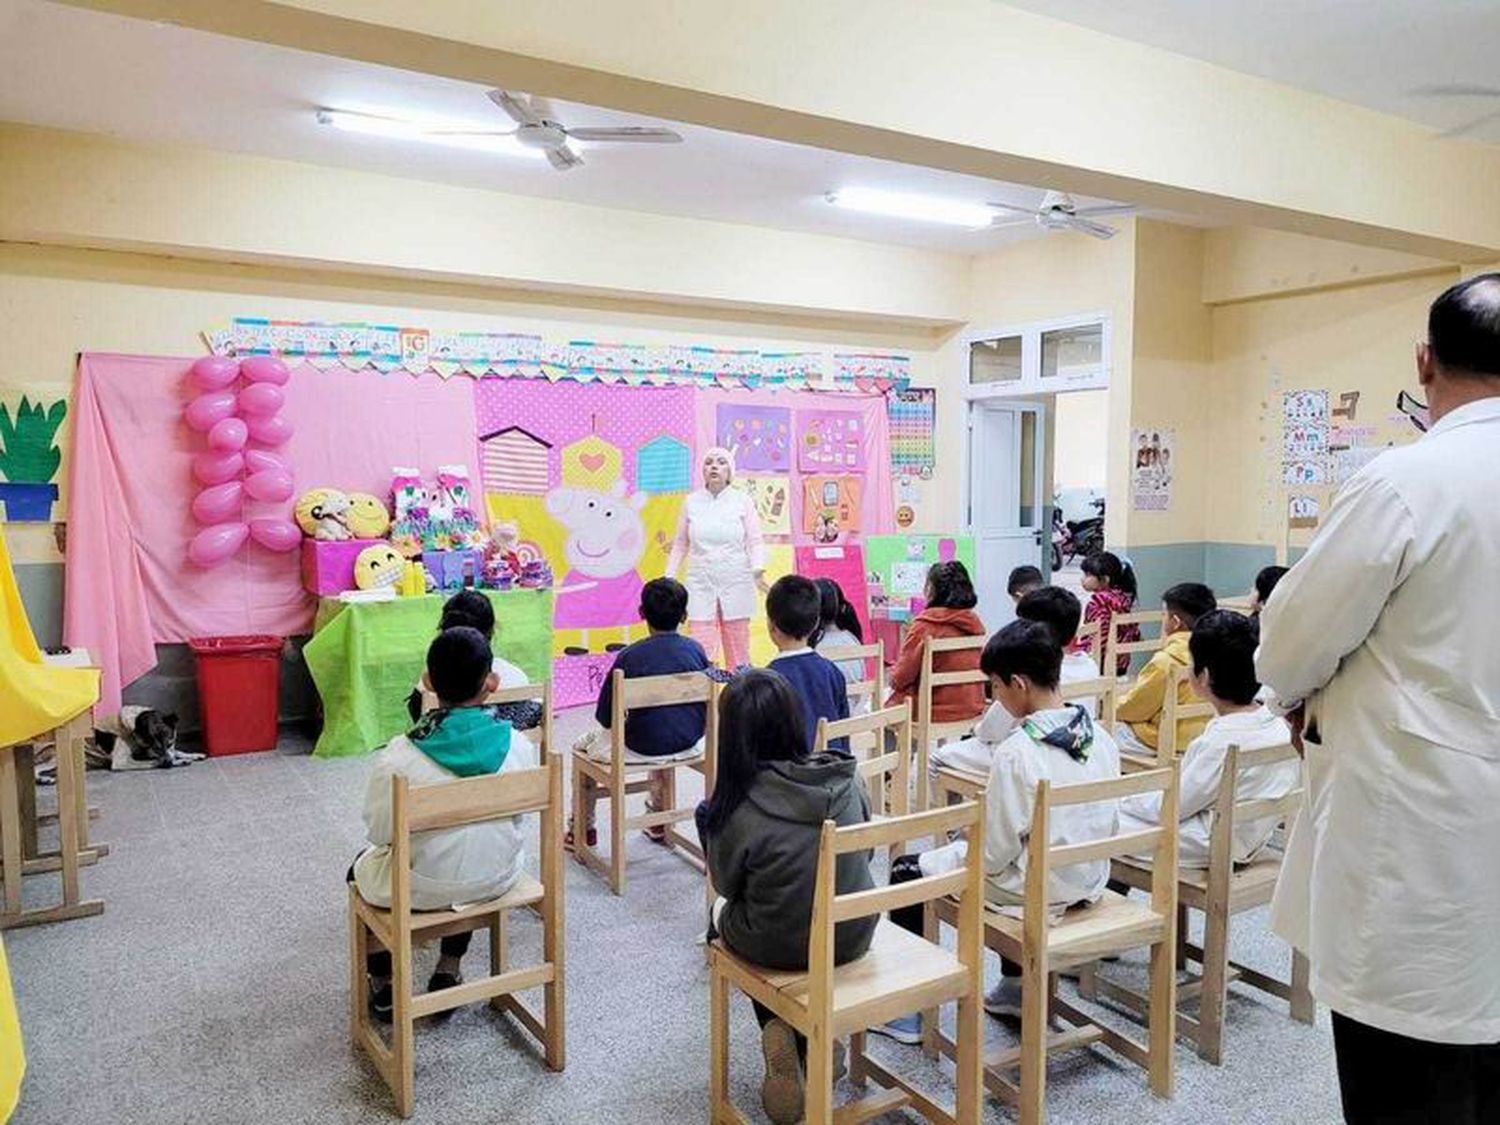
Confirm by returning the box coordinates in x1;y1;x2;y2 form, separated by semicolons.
1079;551;1139;675
877;620;1122;1040
812;577;867;695
350;626;536;1021
766;575;851;752
567;577;710;850
1007;564;1044;603
1115;583;1218;756
698;670;875;1125
405;589;536;729
886;561;987;723
930;586;1099;782
1119;610;1296;867
1248;565;1288;618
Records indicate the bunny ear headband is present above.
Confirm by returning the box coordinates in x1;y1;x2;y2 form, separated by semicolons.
704;446;736;480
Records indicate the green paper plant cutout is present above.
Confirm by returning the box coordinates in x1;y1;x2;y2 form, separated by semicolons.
0;396;67;483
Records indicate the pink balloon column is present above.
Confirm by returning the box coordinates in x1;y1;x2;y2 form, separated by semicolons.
183;355;300;566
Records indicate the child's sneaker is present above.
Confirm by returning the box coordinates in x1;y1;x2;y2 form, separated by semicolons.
870;1013;922;1045
642;800;667;844
983;977;1024;1018
368;978;393;1023
760;1018;804;1125
563;820;597;851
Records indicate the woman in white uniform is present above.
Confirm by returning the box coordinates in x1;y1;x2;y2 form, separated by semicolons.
664;447;767;668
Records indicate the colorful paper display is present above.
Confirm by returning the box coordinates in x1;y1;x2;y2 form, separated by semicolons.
794;544;871;642
801;476;863;542
887;388;935;478
716;404;792;472
865;534;977;617
797;410;865;472
733;475;791;537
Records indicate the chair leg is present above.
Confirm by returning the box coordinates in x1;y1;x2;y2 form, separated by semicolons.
1289;949;1315;1025
955;989;984;1125
348;894;367;1047
1146;933;1177;1099
1019;959;1048;1125
915;737;931;812
609;772;626;897
392;937;415;1118
488;910;509;1012
1175;903;1189;971
709;967;731;1118
805;1025;835;1124
0;751;23;919
55;725;83;906
570;758;587;866
1197;903;1230;1064
848;1031;868;1087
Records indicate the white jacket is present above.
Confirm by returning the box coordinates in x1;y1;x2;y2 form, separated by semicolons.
1119;706;1295;867
971;650;1100;746
665;487;766;621
1258;396;1500;1045
353;730;537;912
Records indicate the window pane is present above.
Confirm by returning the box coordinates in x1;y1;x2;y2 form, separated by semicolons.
969;336;1023;384
1041;323;1103;381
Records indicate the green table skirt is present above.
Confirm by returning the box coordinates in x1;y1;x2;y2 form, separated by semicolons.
304;589;554;758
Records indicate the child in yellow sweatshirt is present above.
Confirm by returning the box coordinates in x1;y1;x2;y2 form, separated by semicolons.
1115;583;1217;754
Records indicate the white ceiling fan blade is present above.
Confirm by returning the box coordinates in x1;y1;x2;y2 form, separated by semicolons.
1072;204;1137;218
1434;110;1500;139
422;128;519;138
988;218;1039;230
487;89;541;127
986;201;1039;216
566;126;683;144
1409;83;1500;98
546;144;584;171
1066;216;1118;240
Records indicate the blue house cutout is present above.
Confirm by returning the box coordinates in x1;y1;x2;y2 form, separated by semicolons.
636;434;691;494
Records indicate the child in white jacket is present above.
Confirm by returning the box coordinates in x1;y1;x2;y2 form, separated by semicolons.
1120;610;1296;867
350;626;536;1021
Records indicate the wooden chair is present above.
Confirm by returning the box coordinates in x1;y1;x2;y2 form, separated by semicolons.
709;801;987;1125
1216;597;1254;615
1105;609;1166;682
572;671;718;896
914;636;988;811
1153;664;1216;763
349;751;565;1116
1090;743;1312;1064
1;710;103;929
814;703;912;857
1074;620;1102;673
926;768;1180;1124
820;641;886;715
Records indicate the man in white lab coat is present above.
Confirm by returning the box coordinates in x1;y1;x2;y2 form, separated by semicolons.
1257;274;1500;1124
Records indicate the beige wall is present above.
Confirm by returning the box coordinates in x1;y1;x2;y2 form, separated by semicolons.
1053;389;1108;492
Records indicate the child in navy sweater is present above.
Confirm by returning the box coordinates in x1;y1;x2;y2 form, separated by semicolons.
765;576;850;753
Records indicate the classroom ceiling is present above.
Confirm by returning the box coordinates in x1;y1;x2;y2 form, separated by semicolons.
1003;0;1500;145
0;0;1166;256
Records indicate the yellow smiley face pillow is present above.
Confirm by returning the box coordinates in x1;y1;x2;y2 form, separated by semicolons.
353;544;405;591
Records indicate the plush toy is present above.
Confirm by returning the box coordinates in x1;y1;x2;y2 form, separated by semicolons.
353;543;405;591
294;488;353;540
389;468;430;558
434;464;485;548
345;492;391;539
484;520;522;581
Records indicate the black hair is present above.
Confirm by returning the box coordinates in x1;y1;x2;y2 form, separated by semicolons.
815;577;863;643
426;626;493;705
640;577;690;632
438;589;496;639
1163;583;1217;627
766;575;822;642
698;669;808;836
1189;610;1261;706
1428;273;1500;378
1007;565;1044;597
980;620;1062;690
1081;551;1137;600
1253;565;1288;611
925;560;978;610
1015;586;1083;648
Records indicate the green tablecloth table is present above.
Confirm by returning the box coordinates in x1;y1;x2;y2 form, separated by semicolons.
304;589;554;758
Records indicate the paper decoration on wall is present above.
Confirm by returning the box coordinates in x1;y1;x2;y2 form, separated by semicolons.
890;561;930;597
1130;428;1174;512
204;318;543;378
887;388;936;478
637;434;692;494
716;404;792;472
865;534;977;617
563;432;623;491
798;410;865;473
794;544;872;642
0;394;67;522
1282;459;1329;486
1329;446;1386;485
1282;389;1330;425
762;353;825;383
480;426;553;495
802;476;863;542
1288;495;1320;528
834;353;912;389
733;475;791;536
1331;391;1361;421
1282;422;1329;459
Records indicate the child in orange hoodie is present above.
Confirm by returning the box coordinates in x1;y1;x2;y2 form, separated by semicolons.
886;561;987;722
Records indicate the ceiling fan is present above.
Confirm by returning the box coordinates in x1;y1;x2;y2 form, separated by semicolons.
433;89;683;170
1410;84;1500;139
988;191;1136;240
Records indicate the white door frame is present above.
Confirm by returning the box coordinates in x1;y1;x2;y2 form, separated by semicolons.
965;398;1049;632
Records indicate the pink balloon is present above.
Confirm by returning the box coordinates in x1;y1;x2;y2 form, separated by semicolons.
208;416;248;452
242;449;289;476
244;413;293;446
240;356;290;385
191;480;245;524
189;356;241;392
248;518;301;552
183;390;238;433
244;468;294;503
237;383;285;416
188;522;249;567
191;450;245;486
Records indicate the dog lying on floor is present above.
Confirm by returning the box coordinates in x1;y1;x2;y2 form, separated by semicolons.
91;707;205;770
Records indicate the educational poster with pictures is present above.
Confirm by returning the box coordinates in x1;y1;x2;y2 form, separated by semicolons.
716;404;791;472
801;476;863;543
864;534;977;617
797;410;866;473
1288;494;1320;529
1130;428;1174;512
732;475;791;537
887;388;936;478
793;544;872;642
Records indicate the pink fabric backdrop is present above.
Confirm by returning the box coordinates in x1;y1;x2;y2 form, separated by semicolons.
65;354;481;714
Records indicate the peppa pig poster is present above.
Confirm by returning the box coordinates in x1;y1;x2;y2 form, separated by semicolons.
476;379;695;705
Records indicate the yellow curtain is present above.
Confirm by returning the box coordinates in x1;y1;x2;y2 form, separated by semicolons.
0;531;98;745
0;935;22;1121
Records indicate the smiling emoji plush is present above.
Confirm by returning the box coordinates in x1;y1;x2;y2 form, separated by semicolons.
345;492;392;539
353;544;405;591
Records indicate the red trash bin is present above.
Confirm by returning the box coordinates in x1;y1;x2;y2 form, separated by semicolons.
189;635;283;755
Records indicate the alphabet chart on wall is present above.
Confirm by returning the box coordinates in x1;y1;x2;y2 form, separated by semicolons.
887;388;935;477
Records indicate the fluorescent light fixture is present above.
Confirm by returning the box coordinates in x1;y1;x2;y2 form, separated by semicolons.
825;187;995;228
315;108;545;159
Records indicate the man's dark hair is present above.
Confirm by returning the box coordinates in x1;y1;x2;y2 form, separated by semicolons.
1163;583;1217;628
640;578;689;632
1007;565;1044;597
1189;610;1261;707
1015;586;1083;648
980;620;1062;690
766;575;821;642
427;626;493;705
1429;273;1500;378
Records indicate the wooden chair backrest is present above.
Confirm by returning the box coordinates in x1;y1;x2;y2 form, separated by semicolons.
610;670;719;782
420;680;553;757
819;641;886;711
1205;742;1303;898
814;703;911;819
1059;675;1118;726
1075;619;1103;672
1106;609;1167;679
917;635;987;728
1216;597;1254;616
1158;664;1216;762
